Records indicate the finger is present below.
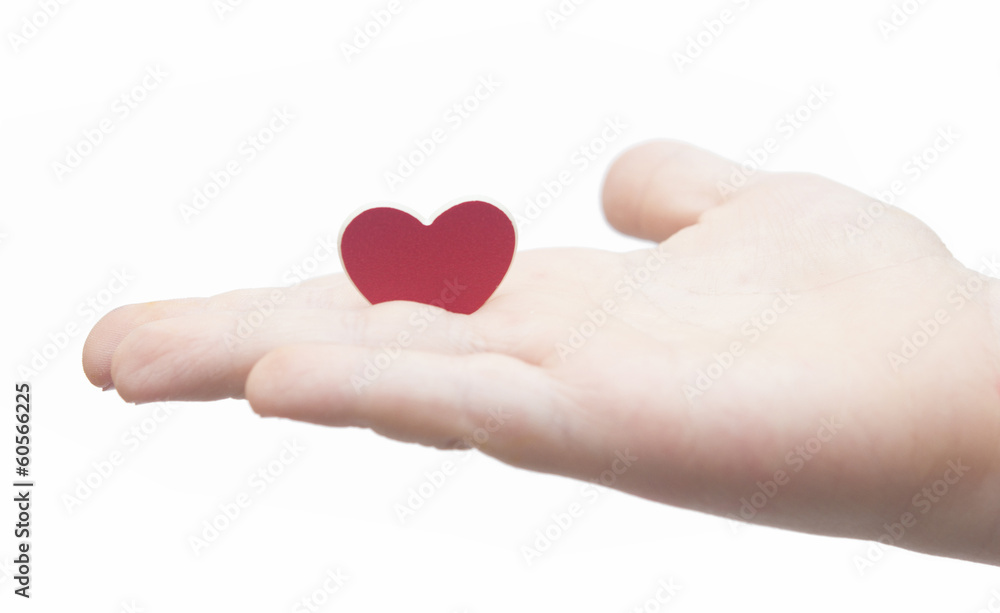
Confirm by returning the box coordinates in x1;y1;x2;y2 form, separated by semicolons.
83;274;365;389
83;298;209;390
108;302;491;404
245;344;585;473
601;139;743;242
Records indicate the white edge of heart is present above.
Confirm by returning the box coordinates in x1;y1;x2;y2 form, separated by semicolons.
335;195;519;280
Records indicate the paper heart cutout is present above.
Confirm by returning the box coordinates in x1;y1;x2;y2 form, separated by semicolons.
338;199;517;315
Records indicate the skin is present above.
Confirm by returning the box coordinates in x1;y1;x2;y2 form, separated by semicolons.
82;140;1000;567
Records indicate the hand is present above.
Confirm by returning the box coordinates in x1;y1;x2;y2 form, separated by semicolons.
83;140;1000;567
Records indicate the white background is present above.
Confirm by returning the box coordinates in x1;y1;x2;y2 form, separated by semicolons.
2;0;999;611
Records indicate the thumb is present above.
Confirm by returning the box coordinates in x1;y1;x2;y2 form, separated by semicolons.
601;140;742;242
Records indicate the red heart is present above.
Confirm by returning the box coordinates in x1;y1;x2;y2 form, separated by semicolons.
338;199;517;315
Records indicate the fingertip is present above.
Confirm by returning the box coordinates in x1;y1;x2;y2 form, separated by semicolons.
82;304;135;389
601;139;733;241
109;317;244;404
245;346;297;418
601;140;665;236
84;298;213;392
108;323;159;404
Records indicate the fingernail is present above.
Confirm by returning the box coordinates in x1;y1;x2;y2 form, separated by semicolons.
102;382;116;392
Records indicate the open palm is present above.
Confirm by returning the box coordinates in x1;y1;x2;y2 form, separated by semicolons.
83;141;1000;566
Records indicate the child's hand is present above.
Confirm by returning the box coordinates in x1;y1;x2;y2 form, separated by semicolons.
83;140;1000;566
